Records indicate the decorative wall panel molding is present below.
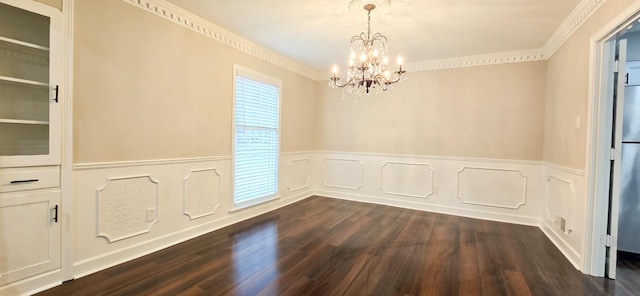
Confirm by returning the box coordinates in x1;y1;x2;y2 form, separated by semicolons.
121;0;319;81
545;175;575;224
380;162;434;198
285;158;311;192
183;168;221;220
541;0;607;57
457;167;527;209
321;158;364;190
96;175;159;243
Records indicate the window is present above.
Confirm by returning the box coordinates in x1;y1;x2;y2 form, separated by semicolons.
233;66;280;209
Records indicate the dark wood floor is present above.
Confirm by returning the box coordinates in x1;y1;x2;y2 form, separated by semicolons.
37;196;638;296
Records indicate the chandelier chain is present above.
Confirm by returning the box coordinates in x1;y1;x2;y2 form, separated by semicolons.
367;9;371;40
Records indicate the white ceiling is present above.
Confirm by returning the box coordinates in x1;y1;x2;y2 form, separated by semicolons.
166;0;582;72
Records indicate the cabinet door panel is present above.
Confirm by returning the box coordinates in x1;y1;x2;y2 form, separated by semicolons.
0;0;61;167
0;191;60;286
0;2;49;47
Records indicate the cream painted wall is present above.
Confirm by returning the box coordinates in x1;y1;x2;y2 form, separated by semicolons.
317;62;547;160
544;0;637;170
73;0;317;163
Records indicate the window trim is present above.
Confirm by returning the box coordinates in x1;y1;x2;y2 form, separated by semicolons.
231;64;282;212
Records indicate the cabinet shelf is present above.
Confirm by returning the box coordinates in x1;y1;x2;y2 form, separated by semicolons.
0;35;48;51
0;119;49;125
0;75;48;87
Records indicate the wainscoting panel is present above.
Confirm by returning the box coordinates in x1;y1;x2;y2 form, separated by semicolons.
545;175;575;230
284;158;311;192
72;154;313;279
68;151;588;285
380;162;434;198
321;158;364;190
456;167;527;209
540;164;585;270
97;175;159;243
316;152;543;226
183;168;221;220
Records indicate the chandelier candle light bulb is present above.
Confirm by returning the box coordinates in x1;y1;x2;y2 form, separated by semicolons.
328;2;406;96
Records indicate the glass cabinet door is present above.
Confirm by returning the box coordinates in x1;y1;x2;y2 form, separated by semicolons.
0;1;52;157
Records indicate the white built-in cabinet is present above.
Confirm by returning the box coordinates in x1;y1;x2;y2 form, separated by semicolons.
0;0;62;289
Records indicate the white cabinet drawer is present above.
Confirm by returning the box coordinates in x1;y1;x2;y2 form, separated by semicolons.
0;166;60;193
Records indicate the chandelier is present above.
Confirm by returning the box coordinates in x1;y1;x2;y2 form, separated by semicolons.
329;2;406;96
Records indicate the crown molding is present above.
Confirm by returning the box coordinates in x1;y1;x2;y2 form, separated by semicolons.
404;0;607;72
542;0;608;57
122;0;605;81
404;49;546;72
319;49;545;78
121;0;322;81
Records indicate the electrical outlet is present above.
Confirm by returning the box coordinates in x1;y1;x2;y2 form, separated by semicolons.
433;185;439;194
146;208;156;222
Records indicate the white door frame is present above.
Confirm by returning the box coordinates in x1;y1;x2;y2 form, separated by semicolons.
584;3;640;277
61;0;75;281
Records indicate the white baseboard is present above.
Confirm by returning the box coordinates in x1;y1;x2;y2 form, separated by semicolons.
315;190;541;227
73;190;313;279
0;269;62;296
539;219;582;270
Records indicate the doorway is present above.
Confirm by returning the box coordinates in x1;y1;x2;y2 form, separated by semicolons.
587;8;640;280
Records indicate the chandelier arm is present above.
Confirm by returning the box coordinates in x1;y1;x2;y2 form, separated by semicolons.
330;76;358;88
378;71;405;85
350;32;367;44
370;33;387;42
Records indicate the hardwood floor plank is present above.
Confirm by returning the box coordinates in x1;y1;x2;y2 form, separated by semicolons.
459;227;483;295
35;196;640;296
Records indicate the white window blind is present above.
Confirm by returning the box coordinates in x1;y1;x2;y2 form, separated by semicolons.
233;68;280;206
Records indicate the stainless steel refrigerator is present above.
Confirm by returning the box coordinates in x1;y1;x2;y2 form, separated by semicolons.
618;85;640;254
